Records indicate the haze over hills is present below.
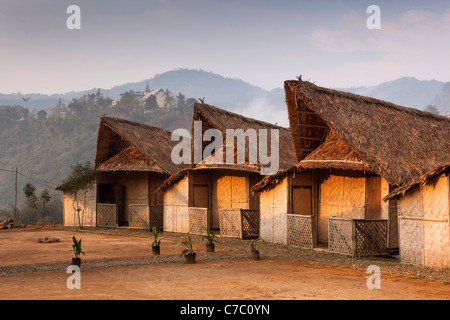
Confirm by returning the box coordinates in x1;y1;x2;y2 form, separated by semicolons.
1;69;449;127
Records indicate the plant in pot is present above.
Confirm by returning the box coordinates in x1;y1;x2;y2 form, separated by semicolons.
151;227;162;256
177;236;196;263
249;238;266;261
71;236;85;267
202;227;216;253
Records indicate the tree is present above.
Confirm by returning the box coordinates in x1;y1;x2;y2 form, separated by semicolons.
23;182;38;212
39;188;51;226
185;98;198;109
144;95;158;110
23;183;51;226
164;89;175;108
37;110;47;120
119;91;139;109
176;93;186;108
424;104;440;115
60;162;99;229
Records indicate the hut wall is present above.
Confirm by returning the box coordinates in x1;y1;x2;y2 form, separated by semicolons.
398;174;449;267
114;172;148;223
163;175;189;233
318;170;365;243
259;176;288;244
380;178;390;220
422;174;449;267
63;187;97;227
398;187;424;265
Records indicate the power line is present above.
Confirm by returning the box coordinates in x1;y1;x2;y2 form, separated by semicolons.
0;168;58;189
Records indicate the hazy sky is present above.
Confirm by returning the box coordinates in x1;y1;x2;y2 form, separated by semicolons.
1;0;450;94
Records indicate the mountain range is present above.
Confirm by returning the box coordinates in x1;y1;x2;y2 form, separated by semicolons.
1;69;449;127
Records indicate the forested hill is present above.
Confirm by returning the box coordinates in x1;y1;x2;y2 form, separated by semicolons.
0;90;196;217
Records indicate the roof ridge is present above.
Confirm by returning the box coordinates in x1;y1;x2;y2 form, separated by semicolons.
101;116;172;133
194;103;289;129
286;80;450;123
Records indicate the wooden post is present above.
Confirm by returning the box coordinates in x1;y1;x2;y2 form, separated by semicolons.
351;219;357;258
13;167;17;228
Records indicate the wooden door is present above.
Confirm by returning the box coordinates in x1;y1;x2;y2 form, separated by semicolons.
292;186;312;215
193;185;209;208
112;184;124;225
148;173;165;206
214;174;247;229
388;184;399;249
365;175;381;219
248;174;261;210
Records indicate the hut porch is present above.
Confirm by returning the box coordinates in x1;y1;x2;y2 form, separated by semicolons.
258;169;396;256
163;168;261;238
188;169;261;238
96;171;165;230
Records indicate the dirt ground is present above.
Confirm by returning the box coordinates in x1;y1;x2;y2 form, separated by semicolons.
1;228;450;300
0;227;237;267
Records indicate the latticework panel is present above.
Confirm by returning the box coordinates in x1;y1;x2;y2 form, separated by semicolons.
241;210;260;239
149;205;163;230
129;204;150;229
287;214;314;249
96;204;117;227
354;220;387;257
328;217;353;255
188;207;208;235
219;209;242;238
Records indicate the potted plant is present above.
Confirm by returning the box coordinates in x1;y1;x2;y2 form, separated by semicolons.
71;236;85;267
202;227;216;253
249;238;265;261
177;236;196;263
151;227;162;256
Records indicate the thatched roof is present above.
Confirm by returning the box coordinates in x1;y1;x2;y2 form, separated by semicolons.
297;132;374;172
192;103;296;171
95;116;188;175
384;164;450;201
285;79;450;186
97;145;165;173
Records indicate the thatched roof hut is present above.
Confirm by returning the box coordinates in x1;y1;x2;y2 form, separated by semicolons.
160;103;296;234
253;78;450;251
61;116;189;229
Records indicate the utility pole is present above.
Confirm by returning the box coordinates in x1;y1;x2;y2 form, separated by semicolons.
13;167;17;228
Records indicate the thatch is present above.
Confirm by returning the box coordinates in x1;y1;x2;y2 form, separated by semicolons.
297;133;374;172
384;164;450;201
97;145;165;173
95;116;188;175
191;103;296;171
250;167;294;194
285;80;450;186
194;161;260;173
